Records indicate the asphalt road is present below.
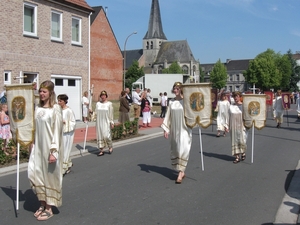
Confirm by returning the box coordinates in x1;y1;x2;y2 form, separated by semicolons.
0;109;299;225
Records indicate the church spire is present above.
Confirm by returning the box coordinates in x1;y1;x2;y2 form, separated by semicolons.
144;0;167;40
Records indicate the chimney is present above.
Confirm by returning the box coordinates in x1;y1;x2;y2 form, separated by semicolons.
226;59;231;64
105;7;108;16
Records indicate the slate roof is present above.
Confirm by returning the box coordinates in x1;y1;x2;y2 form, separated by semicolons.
143;0;167;40
155;40;196;64
122;49;143;69
54;0;93;12
90;6;103;24
225;59;251;71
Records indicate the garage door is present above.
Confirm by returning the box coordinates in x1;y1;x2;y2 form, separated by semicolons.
51;76;82;120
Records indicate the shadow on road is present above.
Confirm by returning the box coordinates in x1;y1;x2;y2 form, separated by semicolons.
137;164;177;180
202;151;234;162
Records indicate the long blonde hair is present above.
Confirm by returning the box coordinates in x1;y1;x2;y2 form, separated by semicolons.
39;80;56;107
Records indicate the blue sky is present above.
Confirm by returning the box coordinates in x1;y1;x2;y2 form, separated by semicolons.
86;0;300;63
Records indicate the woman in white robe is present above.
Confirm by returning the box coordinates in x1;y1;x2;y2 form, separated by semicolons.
28;80;63;221
96;90;114;156
57;94;76;175
161;82;192;184
273;90;284;128
216;92;230;137
229;91;247;164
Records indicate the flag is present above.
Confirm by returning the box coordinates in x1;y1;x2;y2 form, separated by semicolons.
5;84;35;146
282;93;290;109
182;83;212;128
242;94;267;130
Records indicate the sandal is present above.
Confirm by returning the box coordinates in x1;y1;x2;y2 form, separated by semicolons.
241;153;246;161
216;132;220;137
223;133;226;137
37;210;53;221
97;151;104;157
108;148;113;155
233;156;240;164
34;206;45;218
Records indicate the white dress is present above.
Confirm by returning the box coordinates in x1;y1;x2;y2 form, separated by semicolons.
229;104;247;156
216;100;230;131
161;99;192;172
273;96;284;123
62;107;76;173
28;104;64;207
96;101;114;149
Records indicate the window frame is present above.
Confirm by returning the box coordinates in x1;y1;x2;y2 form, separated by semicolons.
23;2;37;37
51;10;63;42
71;16;81;45
4;71;11;85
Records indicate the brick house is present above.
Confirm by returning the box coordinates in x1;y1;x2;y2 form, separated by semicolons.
90;6;123;101
0;0;93;120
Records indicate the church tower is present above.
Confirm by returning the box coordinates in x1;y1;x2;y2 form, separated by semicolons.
143;0;167;69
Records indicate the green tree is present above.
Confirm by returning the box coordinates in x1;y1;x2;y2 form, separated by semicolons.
244;49;282;90
286;49;300;91
125;60;144;89
162;61;183;74
209;59;228;89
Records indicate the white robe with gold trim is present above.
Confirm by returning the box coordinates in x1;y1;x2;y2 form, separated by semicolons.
28;104;63;207
161;99;192;172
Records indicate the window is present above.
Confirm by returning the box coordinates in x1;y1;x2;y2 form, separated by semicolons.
55;78;63;86
229;74;233;81
236;74;240;81
51;11;62;41
23;3;37;36
68;79;76;86
4;71;11;85
229;86;232;92
182;65;189;74
146;41;149;49
150;41;153;49
72;17;81;44
235;86;240;91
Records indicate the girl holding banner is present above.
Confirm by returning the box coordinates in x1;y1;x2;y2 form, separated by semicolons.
161;82;192;184
28;80;63;221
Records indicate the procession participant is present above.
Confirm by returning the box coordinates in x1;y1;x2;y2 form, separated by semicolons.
215;92;230;137
161;82;192;184
82;91;89;123
57;94;76;175
273;90;284;128
28;80;63;221
229;91;247;164
96;90;114;156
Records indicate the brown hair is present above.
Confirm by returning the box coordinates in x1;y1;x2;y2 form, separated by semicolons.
232;91;242;98
57;94;69;104
100;90;108;98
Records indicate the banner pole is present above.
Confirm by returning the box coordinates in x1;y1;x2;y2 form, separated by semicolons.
199;127;204;171
16;142;20;210
251;124;254;164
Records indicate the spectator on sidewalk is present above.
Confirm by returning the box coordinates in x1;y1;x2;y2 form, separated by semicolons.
119;90;130;124
0;103;12;156
132;88;142;119
160;92;168;118
125;88;133;106
141;95;151;127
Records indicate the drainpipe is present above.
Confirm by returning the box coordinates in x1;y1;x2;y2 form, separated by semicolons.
88;12;92;98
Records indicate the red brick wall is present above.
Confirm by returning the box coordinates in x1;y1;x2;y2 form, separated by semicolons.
90;9;123;101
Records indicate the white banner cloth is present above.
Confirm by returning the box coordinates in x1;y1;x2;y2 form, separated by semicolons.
242;94;267;129
5;84;35;146
182;83;212;128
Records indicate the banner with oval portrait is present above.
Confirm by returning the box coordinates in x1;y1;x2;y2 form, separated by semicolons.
182;83;212;128
242;94;267;130
282;93;290;109
5;84;35;146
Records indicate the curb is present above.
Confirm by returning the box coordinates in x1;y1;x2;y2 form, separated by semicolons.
274;160;300;224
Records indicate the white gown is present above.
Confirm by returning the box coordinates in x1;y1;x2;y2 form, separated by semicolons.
28;104;64;207
161;99;192;172
96;101;114;149
216;100;230;131
62;107;76;173
229;104;247;156
273;96;284;123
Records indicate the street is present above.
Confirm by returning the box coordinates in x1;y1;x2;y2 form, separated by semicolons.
0;107;299;225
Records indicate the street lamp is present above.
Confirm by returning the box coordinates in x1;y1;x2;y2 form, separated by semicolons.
123;31;137;90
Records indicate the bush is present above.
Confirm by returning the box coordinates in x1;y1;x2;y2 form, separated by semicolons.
111;119;139;140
